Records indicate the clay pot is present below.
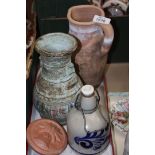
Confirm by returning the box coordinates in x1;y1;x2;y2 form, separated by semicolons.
26;119;67;155
67;5;114;87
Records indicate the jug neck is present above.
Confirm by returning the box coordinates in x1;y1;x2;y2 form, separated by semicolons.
81;94;98;114
76;85;99;114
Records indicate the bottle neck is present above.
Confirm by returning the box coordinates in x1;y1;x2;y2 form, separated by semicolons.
81;95;98;113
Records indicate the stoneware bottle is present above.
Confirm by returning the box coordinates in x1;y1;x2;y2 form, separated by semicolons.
67;85;110;154
33;33;83;125
67;5;114;87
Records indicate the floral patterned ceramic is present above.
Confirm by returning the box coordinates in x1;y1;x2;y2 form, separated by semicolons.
108;92;129;134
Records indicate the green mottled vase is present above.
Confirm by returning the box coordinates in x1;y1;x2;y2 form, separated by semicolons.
33;33;83;125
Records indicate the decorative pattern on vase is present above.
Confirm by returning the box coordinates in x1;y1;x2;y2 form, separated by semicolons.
74;123;110;152
33;33;83;125
33;90;75;125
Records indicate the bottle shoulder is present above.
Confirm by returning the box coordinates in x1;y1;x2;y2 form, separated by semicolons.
85;109;108;131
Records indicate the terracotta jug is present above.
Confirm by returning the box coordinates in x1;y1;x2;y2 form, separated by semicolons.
67;5;114;87
33;33;83;125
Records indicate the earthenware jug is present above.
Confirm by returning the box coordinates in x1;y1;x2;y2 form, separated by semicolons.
67;5;114;87
67;85;110;154
33;33;83;125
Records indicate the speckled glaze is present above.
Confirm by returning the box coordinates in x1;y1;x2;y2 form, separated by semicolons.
67;5;114;87
33;33;83;125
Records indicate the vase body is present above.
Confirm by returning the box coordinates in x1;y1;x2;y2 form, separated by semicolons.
67;5;114;87
33;33;83;125
67;85;110;154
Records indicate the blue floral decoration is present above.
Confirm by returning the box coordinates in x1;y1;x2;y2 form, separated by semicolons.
74;124;109;150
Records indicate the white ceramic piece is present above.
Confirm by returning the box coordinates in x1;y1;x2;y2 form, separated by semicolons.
67;85;110;154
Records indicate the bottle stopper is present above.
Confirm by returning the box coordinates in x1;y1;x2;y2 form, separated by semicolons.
81;85;94;96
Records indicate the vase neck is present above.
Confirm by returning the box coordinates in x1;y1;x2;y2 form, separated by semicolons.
39;55;76;82
40;55;71;69
81;95;97;114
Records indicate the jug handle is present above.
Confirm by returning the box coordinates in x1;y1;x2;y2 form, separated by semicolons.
96;23;114;55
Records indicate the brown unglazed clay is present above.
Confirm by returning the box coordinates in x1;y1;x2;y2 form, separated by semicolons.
26;119;67;155
67;5;114;87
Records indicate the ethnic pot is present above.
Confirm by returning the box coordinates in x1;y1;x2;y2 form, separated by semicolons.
67;5;114;87
33;33;83;125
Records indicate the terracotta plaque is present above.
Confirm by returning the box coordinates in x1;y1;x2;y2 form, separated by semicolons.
27;119;67;155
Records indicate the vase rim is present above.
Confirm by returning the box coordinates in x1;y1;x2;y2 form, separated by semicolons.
67;5;105;26
35;33;77;57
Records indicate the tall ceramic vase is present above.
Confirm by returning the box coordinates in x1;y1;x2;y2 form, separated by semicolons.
33;33;83;125
67;5;114;87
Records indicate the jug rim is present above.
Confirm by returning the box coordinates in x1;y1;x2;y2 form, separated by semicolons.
67;5;105;26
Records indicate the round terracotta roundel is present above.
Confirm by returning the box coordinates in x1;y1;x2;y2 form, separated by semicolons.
26;119;67;155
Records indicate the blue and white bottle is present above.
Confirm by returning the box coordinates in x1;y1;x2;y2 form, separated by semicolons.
67;85;110;154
